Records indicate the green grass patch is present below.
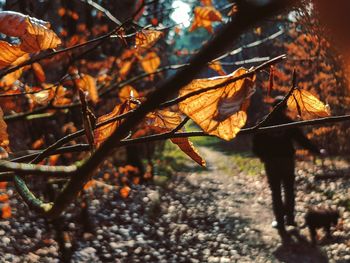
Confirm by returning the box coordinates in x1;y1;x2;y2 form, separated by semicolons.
153;141;205;177
226;153;264;176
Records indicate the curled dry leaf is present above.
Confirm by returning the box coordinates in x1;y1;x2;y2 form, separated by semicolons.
118;85;139;103
171;137;206;166
26;86;52;106
0;107;9;152
189;6;222;33
32;62;46;82
135;29;163;49
76;74;99;105
209;61;226;76
0;41;28;69
287;88;331;119
51;85;72;106
140;52;161;77
146;110;182;130
119;59;135;80
146;110;206;166
0;68;23;87
94;102;130;146
179;68;255;141
0;11;61;53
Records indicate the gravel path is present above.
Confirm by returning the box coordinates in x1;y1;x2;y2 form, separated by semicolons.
0;147;349;262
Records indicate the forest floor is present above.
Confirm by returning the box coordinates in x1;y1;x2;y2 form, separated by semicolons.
0;143;350;262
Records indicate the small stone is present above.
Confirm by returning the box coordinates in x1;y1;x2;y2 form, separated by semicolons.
2;236;10;245
134;247;142;254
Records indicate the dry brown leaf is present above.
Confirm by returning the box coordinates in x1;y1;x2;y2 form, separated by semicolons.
0;68;23;87
76;74;98;105
171;137;206;166
146;110;206;166
94;102;130;146
0;41;28;69
26;86;52;106
32;62;46;82
189;6;222;33
135;29;163;49
51;85;71;106
179;68;255;141
0;11;61;53
209;61;226;76
118;85;139;103
0;107;10;152
140;52;160;76
119;59;134;80
146;110;182;130
287;88;331;119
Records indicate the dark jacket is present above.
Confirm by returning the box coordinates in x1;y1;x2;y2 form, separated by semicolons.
252;111;319;161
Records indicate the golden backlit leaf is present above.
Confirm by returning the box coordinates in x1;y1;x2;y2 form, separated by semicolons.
146;109;205;166
135;29;163;49
20;17;61;53
171;137;206;166
32;62;46;82
287;88;331;119
189;6;222;33
50;85;71;106
0;41;27;69
0;68;23;87
31;89;51;105
119;59;134;80
146;110;182;130
0;11;61;53
94;102;130;146
0;107;8;152
76;74;99;105
140;52;160;75
118;85;139;103
209;61;226;76
179;68;255;141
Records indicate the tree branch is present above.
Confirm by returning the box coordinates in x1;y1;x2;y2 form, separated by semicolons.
44;0;297;218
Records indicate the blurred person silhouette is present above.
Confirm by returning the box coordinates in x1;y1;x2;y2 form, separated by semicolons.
252;96;324;242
